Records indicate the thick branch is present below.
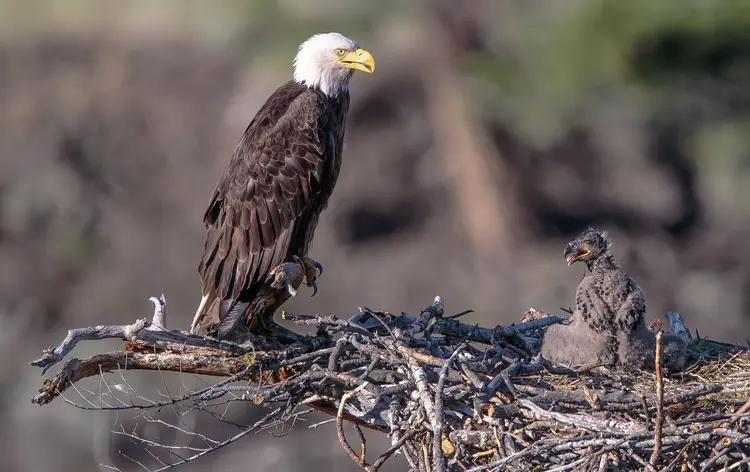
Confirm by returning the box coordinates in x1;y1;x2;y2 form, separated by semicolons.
31;351;247;405
30;317;261;376
28;294;750;472
33;348;287;406
431;313;567;345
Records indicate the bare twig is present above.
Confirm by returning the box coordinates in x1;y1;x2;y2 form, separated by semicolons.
30;317;257;375
148;294;167;331
722;397;750;428
338;382;371;468
28;294;749;472
432;334;472;472
650;331;665;468
519;399;643;434
400;295;444;338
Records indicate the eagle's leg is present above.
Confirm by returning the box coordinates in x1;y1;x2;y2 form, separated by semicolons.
266;321;307;344
294;256;323;297
244;310;305;344
250;313;306;344
246;296;307;345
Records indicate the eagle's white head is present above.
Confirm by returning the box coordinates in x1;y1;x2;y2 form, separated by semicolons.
293;32;375;97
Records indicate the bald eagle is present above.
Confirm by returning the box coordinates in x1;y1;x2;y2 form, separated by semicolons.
189;32;375;340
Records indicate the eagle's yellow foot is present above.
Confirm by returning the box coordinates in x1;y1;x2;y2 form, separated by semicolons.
294;256;323;297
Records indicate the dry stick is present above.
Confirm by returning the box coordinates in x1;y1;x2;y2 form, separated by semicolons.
30;293;308;375
337;382;371;469
545;441;626;472
727;456;750;470
30;317;252;375
463;444;541;472
368;430;418;472
401;295;445;338
409;358;439;471
404;442;422;472
144;405;286;472
522;383;727;413
354;424;367;464
722;397;750;428
31;333;332;406
631;449;658;472
148;295;167;330
650;331;665;468
430;313;566;346
518;399;643;434
31;351;255;405
700;442;733;472
598;453;609;472
421;441;430;472
484;359;520;402
283;312;375;338
29;293;750;471
661;442;697;472
432;334;472;472
637;393;651;428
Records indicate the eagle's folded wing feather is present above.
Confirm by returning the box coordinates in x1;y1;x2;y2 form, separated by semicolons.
196;85;331;334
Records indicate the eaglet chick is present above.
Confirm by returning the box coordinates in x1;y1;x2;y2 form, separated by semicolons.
541;228;686;372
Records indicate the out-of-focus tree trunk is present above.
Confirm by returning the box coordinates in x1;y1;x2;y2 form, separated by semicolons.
417;13;529;260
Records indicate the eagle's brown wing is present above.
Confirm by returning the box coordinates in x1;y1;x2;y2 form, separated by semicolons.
196;82;336;337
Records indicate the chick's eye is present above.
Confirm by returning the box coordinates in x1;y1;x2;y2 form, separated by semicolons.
335;48;347;56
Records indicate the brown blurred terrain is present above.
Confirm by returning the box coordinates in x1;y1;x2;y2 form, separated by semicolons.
3;1;750;471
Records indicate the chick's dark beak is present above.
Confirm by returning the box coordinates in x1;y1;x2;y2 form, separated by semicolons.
564;242;589;266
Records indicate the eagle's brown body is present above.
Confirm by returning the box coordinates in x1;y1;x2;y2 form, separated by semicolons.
192;258;315;339
193;81;350;339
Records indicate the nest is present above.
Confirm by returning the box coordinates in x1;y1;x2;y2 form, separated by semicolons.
30;295;750;472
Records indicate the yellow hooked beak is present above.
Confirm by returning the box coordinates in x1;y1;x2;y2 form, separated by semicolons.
340;48;375;73
565;248;590;266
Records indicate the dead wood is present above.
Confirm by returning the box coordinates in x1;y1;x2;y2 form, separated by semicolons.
29;289;750;472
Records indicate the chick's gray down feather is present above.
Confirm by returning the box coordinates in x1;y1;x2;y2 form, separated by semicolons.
542;228;686;372
541;274;619;368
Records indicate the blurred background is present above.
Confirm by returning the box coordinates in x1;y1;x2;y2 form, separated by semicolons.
3;0;750;471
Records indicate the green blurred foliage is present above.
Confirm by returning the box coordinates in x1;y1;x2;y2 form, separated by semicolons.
1;0;748;173
464;0;750;174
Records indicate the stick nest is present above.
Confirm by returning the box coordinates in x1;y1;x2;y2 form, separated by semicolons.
29;295;750;472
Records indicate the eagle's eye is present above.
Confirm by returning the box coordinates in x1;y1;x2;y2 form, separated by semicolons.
334;48;347;57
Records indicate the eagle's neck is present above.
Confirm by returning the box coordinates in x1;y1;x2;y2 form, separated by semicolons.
293;67;353;98
587;252;620;274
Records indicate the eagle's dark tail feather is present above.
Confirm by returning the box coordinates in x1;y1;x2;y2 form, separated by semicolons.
216;299;250;339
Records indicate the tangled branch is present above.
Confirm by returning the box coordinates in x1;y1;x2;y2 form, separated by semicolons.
30;291;750;471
